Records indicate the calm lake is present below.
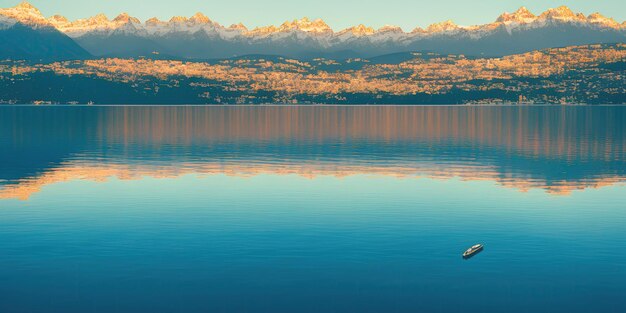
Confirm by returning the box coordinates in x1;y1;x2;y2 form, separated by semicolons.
1;106;625;313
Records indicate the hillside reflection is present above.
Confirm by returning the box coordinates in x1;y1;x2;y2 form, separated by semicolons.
1;106;624;200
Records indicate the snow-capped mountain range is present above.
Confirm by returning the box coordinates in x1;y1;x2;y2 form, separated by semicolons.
0;2;90;60
1;1;625;60
14;3;624;40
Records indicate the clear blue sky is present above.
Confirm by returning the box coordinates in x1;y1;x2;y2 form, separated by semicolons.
2;0;624;30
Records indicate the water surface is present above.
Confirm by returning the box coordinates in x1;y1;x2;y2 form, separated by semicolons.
0;106;625;313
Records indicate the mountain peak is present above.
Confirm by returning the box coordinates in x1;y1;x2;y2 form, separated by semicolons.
378;25;403;33
588;12;610;21
553;5;574;14
1;1;50;28
169;16;188;23
248;25;278;36
113;13;140;24
91;13;110;22
587;12;619;27
279;17;331;33
146;17;165;26
8;1;42;16
15;1;37;11
189;12;211;24
4;2;623;44
229;23;248;31
343;24;375;36
540;6;577;19
49;14;68;24
497;6;536;23
426;20;459;33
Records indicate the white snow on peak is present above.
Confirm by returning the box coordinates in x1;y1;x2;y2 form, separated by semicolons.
493;6;625;33
426;20;459;33
0;1;52;29
496;7;536;24
369;25;408;42
189;12;211;24
113;13;140;24
338;24;376;37
538;6;585;22
50;13;130;37
49;14;69;24
378;25;404;33
0;14;17;29
3;3;624;42
279;17;332;34
141;13;222;36
587;13;620;28
246;25;279;37
245;17;332;39
168;16;189;24
229;23;248;31
145;17;166;27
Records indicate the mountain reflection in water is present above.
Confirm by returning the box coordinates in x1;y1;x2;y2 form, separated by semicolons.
1;105;624;199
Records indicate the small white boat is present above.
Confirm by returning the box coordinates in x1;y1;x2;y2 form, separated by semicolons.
462;244;484;259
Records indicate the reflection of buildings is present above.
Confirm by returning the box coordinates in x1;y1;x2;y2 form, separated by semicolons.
1;162;624;200
99;106;625;162
1;106;625;200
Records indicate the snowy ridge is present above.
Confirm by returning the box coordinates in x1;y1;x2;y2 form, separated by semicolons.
2;2;625;43
0;14;17;29
0;1;53;29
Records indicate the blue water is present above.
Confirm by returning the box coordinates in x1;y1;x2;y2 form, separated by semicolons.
0;106;625;313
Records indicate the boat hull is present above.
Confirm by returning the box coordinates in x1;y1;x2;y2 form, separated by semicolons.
462;246;484;259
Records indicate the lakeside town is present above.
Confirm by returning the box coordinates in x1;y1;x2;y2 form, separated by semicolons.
1;43;624;104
